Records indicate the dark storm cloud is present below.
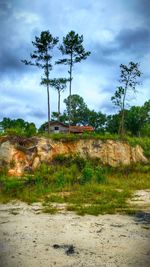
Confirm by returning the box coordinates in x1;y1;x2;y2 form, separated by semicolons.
0;45;30;76
116;28;150;56
27;109;47;119
0;0;39;77
134;0;150;24
90;27;150;66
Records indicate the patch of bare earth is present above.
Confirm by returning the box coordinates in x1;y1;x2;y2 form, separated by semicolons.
129;189;150;211
0;198;150;267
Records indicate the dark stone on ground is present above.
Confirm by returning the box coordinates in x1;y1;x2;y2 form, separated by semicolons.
53;244;75;255
135;212;150;224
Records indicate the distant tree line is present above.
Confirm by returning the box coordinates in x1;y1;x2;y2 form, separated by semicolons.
39;95;150;137
0;97;149;137
0;118;36;137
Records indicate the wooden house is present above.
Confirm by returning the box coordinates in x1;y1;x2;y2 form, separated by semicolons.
44;121;69;133
43;121;94;134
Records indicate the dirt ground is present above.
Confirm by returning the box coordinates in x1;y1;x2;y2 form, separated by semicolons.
0;193;150;267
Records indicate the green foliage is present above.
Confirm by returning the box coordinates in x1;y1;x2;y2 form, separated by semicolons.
80;165;94;184
0;118;36;137
53;154;86;168
125;136;150;158
54;171;67;188
42;204;57;214
141;122;150;137
72;155;87;170
53;154;69;164
111;62;142;135
0;158;150;215
25;123;37;137
6;128;25;136
64;94;89;125
57;31;91;64
125;103;150;136
95;167;107;184
106;114;120;134
49;133;80;141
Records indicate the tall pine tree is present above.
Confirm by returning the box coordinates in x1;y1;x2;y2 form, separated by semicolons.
22;31;59;133
56;31;91;126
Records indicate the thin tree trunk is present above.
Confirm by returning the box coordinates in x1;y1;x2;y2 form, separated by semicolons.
119;79;129;136
58;90;60;119
119;109;125;136
46;47;50;134
68;51;73;132
47;84;50;134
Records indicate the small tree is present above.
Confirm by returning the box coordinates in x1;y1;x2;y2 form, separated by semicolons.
50;78;69;118
111;62;141;135
64;94;88;125
56;31;91;126
126;100;150;136
22;31;59;134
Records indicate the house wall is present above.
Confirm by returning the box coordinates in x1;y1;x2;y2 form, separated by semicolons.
45;124;69;133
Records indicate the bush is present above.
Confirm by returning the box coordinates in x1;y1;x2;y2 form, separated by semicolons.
72;155;86;170
6;128;25;136
53;154;72;166
3;179;24;197
80;165;94;184
95;167;107;184
54;171;67;188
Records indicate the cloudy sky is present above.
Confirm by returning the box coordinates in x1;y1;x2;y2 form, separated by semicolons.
0;0;150;127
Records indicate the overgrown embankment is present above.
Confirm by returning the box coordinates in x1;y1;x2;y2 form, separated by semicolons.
0;135;149;215
0;135;148;176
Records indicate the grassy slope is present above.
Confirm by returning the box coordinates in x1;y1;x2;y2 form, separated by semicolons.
0;151;149;215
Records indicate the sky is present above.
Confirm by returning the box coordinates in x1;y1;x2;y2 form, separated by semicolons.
0;0;150;128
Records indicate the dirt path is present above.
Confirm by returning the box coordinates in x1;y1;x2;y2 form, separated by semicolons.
0;201;150;267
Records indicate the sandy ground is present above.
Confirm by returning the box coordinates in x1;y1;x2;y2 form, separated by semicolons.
0;197;150;267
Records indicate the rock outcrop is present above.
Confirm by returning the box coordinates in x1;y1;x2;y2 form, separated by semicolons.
0;136;148;176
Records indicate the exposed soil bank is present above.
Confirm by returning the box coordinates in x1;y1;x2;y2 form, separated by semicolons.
0;202;150;267
0;137;147;176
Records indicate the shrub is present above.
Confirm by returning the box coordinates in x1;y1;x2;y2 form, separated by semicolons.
72;155;86;170
80;165;94;184
5;128;25;136
53;154;72;166
3;179;24;197
54;171;67;188
95;167;107;184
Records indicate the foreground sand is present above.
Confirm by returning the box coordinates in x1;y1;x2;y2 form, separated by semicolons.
0;202;150;267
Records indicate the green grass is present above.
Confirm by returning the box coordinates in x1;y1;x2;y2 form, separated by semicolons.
42;203;58;214
0;157;149;215
38;132;121;142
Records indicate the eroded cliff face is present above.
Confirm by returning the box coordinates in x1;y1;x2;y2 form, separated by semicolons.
0;136;148;176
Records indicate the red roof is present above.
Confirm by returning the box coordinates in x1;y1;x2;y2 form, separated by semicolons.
69;126;94;133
